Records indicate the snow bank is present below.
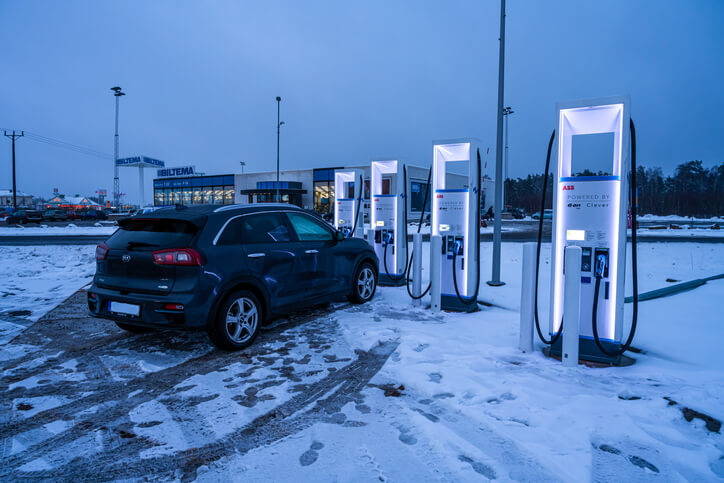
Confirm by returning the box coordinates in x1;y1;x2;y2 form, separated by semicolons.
0;225;117;236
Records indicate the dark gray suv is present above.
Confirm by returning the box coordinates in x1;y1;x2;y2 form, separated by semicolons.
88;204;378;350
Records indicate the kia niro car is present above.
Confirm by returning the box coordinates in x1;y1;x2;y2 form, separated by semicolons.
88;204;378;350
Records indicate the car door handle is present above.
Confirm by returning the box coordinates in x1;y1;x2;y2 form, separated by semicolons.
305;249;319;254
248;253;266;258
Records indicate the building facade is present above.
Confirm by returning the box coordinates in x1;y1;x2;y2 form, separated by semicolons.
0;189;34;209
151;165;481;218
153;175;235;206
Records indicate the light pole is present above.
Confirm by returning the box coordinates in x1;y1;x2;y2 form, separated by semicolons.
489;0;506;287
111;86;125;210
240;161;246;174
503;106;514;208
275;96;285;203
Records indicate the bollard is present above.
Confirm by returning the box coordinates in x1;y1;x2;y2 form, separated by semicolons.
562;246;582;367
412;233;422;307
430;235;441;312
519;243;536;353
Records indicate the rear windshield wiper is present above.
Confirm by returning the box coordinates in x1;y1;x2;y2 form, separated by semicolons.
126;241;160;249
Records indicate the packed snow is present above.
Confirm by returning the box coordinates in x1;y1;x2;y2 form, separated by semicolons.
1;241;723;480
0;224;117;236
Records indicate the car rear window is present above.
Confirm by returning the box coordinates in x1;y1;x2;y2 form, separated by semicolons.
107;218;198;250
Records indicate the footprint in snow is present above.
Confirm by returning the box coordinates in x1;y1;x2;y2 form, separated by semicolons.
458;455;497;479
428;372;442;383
299;441;324;466
413;343;429;352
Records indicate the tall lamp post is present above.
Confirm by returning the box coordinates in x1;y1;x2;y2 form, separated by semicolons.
239;161;246;174
502;106;514;207
111;86;125;210
488;0;507;287
275;96;285;203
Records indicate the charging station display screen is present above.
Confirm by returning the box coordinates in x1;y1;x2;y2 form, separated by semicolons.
571;132;614;176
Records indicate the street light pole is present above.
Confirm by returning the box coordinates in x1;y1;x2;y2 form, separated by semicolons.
276;96;281;203
3;130;24;210
489;0;506;287
111;86;125;210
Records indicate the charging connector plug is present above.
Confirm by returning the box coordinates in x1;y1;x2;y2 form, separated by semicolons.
594;253;608;279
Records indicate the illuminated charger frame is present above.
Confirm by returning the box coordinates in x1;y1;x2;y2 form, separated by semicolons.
334;169;364;238
370;159;404;276
431;138;481;299
550;96;631;343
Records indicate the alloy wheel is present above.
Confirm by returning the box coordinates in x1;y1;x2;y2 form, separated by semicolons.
225;297;259;343
357;267;375;300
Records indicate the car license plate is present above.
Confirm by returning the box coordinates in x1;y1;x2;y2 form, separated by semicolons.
109;301;140;317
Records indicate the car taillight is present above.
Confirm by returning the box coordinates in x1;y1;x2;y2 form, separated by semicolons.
164;304;184;311
95;242;109;260
152;248;201;266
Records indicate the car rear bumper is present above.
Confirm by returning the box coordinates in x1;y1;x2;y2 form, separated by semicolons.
87;285;212;330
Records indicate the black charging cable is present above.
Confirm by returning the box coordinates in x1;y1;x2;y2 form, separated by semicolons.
406;168;432;300
349;174;364;238
450;148;482;306
591;119;639;356
383;166;409;282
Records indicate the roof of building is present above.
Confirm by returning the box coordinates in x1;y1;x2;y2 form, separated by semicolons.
0;189;33;197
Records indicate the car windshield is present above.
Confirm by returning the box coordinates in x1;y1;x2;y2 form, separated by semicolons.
107;218;198;250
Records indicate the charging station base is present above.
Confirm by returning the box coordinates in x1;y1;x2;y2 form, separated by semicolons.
379;274;406;287
440;295;479;313
543;344;636;367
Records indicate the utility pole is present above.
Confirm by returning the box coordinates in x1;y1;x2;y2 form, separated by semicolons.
4;130;24;210
503;106;514;208
275;96;285;203
111;86;125;210
488;0;506;287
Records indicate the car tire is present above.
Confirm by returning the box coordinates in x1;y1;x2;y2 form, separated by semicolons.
348;262;377;304
115;321;153;334
209;290;262;351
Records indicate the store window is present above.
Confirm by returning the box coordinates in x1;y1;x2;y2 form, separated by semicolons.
213;186;224;204
224;186;234;204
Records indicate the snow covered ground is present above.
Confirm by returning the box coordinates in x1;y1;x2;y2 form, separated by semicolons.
0;245;95;344
0;224;117;236
207;242;724;481
1;241;723;480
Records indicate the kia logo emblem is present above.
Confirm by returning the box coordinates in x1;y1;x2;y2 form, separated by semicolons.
122;255;131;263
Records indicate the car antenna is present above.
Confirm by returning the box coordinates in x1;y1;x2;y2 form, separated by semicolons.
175;203;187;210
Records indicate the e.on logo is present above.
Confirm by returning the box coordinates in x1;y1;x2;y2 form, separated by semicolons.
562;185;575;191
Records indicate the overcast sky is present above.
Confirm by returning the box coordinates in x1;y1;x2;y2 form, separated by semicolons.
1;0;722;202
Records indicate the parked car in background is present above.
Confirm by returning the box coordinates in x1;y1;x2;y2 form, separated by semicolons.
7;210;44;224
67;211;85;221
532;209;553;220
43;209;69;222
88;204;379;350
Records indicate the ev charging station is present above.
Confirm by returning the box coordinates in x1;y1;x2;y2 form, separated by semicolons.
545;96;634;364
371;159;407;286
431;139;481;312
334;169;364;238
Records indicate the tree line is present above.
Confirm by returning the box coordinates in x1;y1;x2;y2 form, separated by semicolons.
502;160;724;217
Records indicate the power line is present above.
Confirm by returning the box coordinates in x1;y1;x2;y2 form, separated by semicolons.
0;128;112;160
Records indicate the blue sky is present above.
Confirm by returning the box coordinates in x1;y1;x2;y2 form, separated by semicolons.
1;0;722;202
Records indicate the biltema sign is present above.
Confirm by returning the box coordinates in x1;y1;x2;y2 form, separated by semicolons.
157;166;196;178
116;156;165;168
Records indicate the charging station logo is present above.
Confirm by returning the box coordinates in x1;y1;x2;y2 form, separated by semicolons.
562;185;575;191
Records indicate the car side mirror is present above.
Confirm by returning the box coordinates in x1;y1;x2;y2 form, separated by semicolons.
336;231;345;241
